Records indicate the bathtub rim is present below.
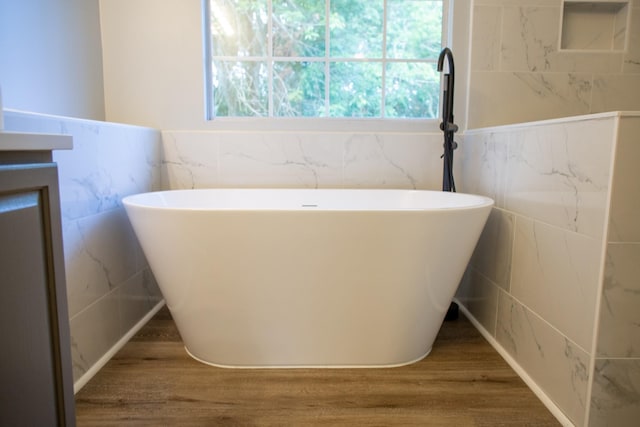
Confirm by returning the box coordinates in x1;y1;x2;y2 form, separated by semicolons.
122;188;494;212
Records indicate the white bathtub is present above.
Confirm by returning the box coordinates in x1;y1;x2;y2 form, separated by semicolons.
123;189;493;368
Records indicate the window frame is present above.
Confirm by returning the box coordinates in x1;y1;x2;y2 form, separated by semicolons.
203;0;452;129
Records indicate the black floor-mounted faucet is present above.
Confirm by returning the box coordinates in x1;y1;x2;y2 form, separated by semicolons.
437;47;458;192
438;48;462;322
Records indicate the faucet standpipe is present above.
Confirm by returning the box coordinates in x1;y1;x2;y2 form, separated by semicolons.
437;47;457;193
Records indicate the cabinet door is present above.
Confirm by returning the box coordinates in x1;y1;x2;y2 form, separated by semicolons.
0;163;75;426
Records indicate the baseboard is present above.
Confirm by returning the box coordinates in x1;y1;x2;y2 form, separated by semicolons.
73;300;166;394
453;299;575;427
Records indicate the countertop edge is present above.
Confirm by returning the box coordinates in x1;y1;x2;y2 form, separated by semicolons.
0;131;73;151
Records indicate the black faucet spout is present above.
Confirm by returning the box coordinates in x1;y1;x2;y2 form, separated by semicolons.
437;47;456;132
437;47;455;75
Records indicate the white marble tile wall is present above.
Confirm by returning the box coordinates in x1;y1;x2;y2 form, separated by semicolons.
589;359;640;426
510;217;601;351
589;116;640;426
468;1;640;128
161;131;454;191
4;111;164;387
457;112;640;426
496;291;590;424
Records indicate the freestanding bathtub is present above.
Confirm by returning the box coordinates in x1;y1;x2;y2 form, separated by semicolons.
123;189;493;368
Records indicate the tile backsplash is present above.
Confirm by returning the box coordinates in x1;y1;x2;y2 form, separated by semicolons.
161;130;455;191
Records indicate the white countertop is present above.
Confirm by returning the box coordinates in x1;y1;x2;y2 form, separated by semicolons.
0;131;73;151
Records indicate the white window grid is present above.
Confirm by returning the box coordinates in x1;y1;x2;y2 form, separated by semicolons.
204;0;451;120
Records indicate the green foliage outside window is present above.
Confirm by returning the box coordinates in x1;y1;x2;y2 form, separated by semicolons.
208;0;443;118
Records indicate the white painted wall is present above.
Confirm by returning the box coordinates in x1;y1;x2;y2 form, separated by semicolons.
0;0;105;120
100;0;209;129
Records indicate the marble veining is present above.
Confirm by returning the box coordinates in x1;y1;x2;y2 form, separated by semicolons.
65;208;139;316
460;113;640;426
52;122;162;221
502;6;559;72
596;243;640;358
507;169;603;393
70;336;90;381
496;291;589;426
344;134;419;188
589;359;640;426
625;8;640;73
466;116;616;239
505;119;614;239
456;267;500;335
219;133;343;188
606;117;640;242
592;74;640;113
460;131;509;207
162;131;219;189
471;6;502;71
68;172;120;218
564;339;590;396
469;208;514;291
5;110;164;387
468;2;640;128
162;131;447;191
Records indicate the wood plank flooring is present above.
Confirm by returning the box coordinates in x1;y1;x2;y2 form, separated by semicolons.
75;307;560;426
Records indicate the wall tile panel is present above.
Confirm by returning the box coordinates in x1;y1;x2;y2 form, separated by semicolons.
496;291;589;426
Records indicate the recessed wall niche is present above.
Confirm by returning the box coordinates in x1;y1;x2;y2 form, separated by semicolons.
560;0;630;51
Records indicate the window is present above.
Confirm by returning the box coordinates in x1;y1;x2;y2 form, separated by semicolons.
205;0;445;119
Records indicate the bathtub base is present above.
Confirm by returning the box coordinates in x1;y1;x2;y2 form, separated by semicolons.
184;346;432;369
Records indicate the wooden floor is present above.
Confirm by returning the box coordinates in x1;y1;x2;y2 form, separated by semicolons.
75;307;560;426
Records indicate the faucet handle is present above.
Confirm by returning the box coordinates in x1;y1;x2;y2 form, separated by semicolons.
440;122;458;133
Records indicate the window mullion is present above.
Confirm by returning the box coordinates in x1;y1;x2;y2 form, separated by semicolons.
268;0;273;117
203;0;213;120
325;0;331;117
381;0;388;119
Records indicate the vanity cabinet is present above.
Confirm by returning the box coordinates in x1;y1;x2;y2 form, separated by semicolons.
0;136;75;426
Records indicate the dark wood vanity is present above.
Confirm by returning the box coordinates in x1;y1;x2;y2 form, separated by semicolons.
0;132;75;426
